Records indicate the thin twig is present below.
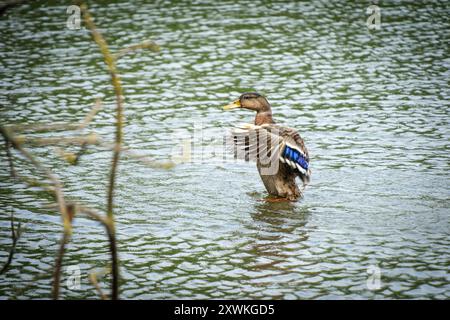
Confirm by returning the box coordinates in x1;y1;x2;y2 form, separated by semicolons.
3;138;17;178
89;272;107;300
75;204;110;227
81;98;103;128
0;209;23;274
12;173;56;196
82;3;121;299
51;203;77;299
75;205;117;301
5;99;102;133
81;4;124;217
51;230;70;298
114;40;160;60
73;141;88;165
13;133;99;146
0;127;69;227
0;126;71;299
9;132;174;169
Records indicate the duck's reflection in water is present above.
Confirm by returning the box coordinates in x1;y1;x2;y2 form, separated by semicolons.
242;198;313;274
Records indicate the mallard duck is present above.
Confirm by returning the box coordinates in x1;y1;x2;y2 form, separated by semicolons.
223;92;311;201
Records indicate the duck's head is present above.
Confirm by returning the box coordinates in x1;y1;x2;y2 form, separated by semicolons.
223;92;274;125
223;92;271;112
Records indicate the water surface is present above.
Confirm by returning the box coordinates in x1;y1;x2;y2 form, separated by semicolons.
0;0;449;299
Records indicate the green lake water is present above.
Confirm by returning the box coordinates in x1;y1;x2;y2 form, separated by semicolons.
0;0;449;299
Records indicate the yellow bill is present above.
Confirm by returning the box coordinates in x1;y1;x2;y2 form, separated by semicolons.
223;99;241;110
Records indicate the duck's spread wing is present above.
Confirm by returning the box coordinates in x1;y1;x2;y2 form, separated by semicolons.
226;124;311;182
226;124;284;164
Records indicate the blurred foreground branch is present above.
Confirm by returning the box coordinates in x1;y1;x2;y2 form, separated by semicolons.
114;40;160;60
4;99;102;133
81;3;122;300
1;2;163;300
0;210;23;275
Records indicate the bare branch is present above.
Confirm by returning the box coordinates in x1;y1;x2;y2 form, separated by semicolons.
3;138;17;178
51;230;70;299
0;126;71;299
114;40;160;60
4;99;102;133
89;272;108;300
13;133;99;147
0;127;69;228
81;2;122;299
0;209;23;275
81;98;103;129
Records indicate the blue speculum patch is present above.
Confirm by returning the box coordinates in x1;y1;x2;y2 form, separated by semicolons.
283;146;309;170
